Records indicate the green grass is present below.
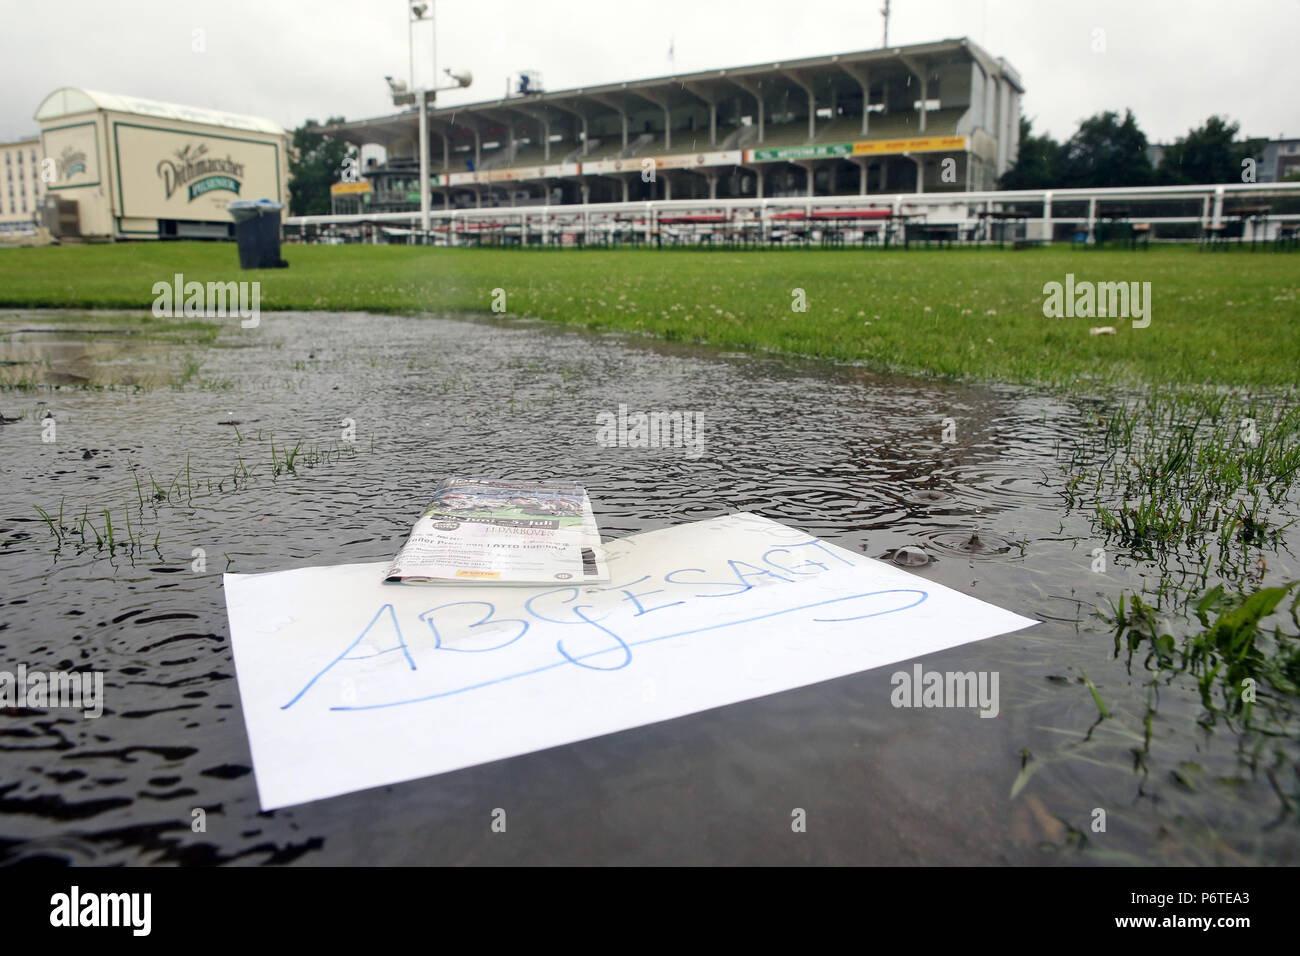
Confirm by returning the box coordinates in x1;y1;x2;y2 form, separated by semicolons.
2;242;1297;388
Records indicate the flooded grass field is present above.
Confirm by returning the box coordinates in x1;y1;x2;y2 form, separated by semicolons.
0;307;1297;865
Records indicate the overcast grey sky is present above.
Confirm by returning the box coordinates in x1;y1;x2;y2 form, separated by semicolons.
2;0;1296;145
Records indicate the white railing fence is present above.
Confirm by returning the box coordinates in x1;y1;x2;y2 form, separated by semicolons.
287;181;1300;247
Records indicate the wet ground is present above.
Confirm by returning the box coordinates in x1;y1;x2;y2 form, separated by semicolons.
0;309;1296;865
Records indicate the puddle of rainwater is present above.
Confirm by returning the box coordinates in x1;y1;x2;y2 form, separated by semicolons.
0;309;1295;865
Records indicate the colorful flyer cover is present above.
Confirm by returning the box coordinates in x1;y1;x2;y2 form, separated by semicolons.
385;477;609;585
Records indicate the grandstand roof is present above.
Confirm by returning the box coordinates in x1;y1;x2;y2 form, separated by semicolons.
325;37;1020;149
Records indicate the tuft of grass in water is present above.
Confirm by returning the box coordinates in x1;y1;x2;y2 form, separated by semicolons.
1102;581;1300;821
1109;581;1300;735
1061;390;1300;602
30;430;366;554
1040;386;1300;833
1080;670;1111;720
1192;583;1300;714
281;440;302;474
33;496;148;554
174;355;202;389
33;504;60;542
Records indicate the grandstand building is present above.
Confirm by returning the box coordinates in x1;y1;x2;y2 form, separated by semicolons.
325;37;1021;211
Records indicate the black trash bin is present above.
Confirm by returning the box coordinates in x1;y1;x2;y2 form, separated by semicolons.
228;199;288;269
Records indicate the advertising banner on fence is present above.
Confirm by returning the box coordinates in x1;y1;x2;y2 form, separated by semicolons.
330;181;372;196
582;149;742;176
852;135;966;156
746;135;967;163
448;162;579;186
748;142;854;162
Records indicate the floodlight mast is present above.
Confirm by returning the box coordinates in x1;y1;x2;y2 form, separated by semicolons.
412;1;432;238
393;1;469;238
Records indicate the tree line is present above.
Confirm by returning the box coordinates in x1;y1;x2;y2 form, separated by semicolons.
999;111;1282;190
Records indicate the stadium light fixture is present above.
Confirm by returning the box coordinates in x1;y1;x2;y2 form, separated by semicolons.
396;0;472;239
385;75;415;107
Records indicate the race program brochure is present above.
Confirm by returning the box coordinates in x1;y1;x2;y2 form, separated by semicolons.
384;477;610;585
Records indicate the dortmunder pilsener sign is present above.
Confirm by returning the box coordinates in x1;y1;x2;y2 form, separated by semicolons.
157;143;245;202
113;123;281;222
56;145;87;179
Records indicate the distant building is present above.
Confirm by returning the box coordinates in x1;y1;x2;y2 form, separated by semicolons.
1258;137;1300;182
0;137;42;234
1145;135;1298;182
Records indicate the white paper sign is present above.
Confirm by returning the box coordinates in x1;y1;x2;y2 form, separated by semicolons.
223;512;1036;809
